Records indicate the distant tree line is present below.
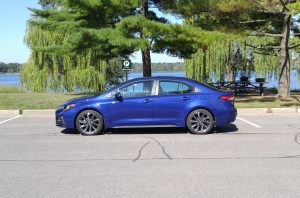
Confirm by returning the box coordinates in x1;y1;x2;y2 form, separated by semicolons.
0;62;22;73
132;62;183;72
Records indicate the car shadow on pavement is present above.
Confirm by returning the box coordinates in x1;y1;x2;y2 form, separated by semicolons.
60;124;238;135
214;123;238;134
108;123;238;135
60;128;80;135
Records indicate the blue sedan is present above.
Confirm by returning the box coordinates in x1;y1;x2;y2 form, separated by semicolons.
56;76;237;135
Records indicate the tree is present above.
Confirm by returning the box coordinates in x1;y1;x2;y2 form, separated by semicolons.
28;0;224;79
162;0;300;98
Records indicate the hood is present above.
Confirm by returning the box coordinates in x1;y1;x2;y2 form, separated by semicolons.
60;95;95;106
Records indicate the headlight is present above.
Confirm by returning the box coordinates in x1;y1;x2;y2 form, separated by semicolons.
64;104;76;111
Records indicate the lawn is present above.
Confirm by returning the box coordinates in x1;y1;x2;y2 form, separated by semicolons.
0;93;86;109
235;95;300;108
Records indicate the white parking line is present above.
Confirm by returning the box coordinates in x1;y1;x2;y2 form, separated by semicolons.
237;116;261;128
0;115;23;125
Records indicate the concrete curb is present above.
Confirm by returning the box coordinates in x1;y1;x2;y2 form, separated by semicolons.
237;107;299;114
22;109;55;115
0;110;20;115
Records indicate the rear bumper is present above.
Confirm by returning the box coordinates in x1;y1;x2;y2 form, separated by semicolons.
215;108;237;126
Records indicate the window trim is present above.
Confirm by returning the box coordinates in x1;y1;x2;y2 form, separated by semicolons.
155;80;200;96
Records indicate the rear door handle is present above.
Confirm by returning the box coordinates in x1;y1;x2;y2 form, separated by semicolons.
144;99;152;103
181;97;190;101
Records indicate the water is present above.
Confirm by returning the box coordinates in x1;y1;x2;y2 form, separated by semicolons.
128;71;185;79
1;71;300;89
0;73;20;86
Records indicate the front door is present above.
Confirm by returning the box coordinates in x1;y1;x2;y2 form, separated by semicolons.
109;80;155;127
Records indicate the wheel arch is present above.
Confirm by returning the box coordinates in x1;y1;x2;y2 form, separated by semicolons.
74;108;106;129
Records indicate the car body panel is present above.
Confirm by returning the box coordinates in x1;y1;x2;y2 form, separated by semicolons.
56;76;237;130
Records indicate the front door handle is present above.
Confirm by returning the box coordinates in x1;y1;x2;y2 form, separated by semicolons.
181;96;190;101
144;99;152;103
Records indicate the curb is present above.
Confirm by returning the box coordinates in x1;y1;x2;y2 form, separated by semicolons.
22;109;55;115
0;110;20;115
237;107;299;114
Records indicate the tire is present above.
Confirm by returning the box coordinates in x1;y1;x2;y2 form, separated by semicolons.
75;110;104;136
186;109;214;135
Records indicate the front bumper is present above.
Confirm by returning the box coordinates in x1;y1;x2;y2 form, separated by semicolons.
56;115;65;127
55;107;66;128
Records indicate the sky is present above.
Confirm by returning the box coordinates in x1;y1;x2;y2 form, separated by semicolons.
0;0;183;64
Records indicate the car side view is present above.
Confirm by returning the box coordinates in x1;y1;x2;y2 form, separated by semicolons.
56;76;237;135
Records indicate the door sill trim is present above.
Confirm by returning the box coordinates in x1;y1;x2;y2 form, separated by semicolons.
112;125;178;129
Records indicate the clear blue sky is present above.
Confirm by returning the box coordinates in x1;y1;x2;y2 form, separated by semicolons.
0;1;182;64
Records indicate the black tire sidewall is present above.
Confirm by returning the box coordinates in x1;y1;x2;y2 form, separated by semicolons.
76;110;104;136
186;109;214;135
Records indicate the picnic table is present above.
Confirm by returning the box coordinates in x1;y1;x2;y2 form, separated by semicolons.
209;77;266;96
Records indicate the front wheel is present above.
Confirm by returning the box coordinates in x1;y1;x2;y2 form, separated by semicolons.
75;110;104;136
186;109;214;135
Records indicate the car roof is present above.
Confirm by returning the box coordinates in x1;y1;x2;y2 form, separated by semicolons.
128;76;197;84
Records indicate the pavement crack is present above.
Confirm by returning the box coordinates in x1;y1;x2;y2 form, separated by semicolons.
147;137;173;160
287;124;300;146
295;134;300;145
132;142;150;162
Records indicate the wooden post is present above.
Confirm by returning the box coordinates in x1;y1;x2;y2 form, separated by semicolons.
259;83;264;96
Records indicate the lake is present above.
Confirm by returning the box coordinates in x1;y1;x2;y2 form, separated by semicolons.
1;71;300;89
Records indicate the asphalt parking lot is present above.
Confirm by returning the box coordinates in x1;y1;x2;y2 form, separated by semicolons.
0;112;300;198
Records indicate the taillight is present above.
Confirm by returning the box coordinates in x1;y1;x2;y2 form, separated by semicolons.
219;95;234;100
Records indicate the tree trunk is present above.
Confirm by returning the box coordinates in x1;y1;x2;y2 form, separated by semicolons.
278;14;291;98
202;45;208;82
141;0;152;77
226;42;234;82
141;48;152;77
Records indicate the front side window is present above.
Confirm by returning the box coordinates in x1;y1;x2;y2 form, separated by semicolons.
119;81;154;98
159;81;195;95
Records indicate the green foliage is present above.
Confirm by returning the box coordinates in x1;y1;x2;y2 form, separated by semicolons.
185;38;280;82
23;0;136;93
27;0;223;78
167;0;300;90
0;62;22;73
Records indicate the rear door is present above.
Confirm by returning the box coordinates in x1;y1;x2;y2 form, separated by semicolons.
153;80;197;125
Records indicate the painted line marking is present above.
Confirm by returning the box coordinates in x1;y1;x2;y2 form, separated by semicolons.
0;115;23;125
237;117;261;128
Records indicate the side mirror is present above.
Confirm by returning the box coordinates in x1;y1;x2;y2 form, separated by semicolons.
114;92;123;101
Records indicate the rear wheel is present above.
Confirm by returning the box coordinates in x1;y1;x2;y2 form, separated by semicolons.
75;110;103;136
186;109;214;134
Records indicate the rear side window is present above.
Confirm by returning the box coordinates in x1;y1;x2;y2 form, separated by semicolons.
159;81;195;95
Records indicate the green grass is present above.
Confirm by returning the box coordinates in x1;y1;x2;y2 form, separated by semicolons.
0;92;300;110
0;85;25;93
235;95;300;108
0;93;86;109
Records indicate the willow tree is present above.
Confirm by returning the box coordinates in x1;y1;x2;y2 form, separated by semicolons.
22;25;124;92
184;38;279;83
162;0;300;98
